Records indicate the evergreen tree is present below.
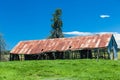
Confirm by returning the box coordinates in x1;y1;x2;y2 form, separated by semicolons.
49;9;64;38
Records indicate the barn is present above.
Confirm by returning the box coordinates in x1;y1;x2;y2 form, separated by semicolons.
10;34;118;60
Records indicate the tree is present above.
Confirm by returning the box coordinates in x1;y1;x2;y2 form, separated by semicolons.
0;34;6;61
49;8;64;38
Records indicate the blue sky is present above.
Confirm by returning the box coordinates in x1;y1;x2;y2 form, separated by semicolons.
0;0;120;49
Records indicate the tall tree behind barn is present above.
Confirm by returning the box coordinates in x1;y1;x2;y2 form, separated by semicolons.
48;9;64;59
48;8;64;38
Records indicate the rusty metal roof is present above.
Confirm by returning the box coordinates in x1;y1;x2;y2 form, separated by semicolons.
10;34;113;54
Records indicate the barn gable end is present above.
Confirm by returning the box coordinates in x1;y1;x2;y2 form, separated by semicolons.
107;35;118;60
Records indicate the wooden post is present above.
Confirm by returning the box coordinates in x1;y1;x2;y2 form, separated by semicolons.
87;50;89;59
110;48;114;60
20;54;21;61
79;50;81;59
74;51;76;59
72;51;74;59
63;52;65;59
45;53;47;60
97;49;99;62
9;53;12;61
108;52;110;59
76;51;78;59
69;50;71;59
104;49;105;59
53;52;56;60
77;51;78;58
113;50;115;60
107;48;110;59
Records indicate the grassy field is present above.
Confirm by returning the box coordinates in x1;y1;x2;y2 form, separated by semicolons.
0;59;120;80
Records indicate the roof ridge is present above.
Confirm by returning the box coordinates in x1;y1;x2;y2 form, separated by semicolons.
20;33;113;42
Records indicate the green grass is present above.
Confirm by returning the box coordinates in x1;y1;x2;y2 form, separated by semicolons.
0;59;120;80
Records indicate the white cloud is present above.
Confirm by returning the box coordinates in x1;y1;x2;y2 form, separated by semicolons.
64;31;120;48
63;31;93;36
100;15;110;18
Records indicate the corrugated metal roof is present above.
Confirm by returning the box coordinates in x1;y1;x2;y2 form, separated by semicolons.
10;34;112;54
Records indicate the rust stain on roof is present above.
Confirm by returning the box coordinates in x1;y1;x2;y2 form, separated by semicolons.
10;34;112;54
